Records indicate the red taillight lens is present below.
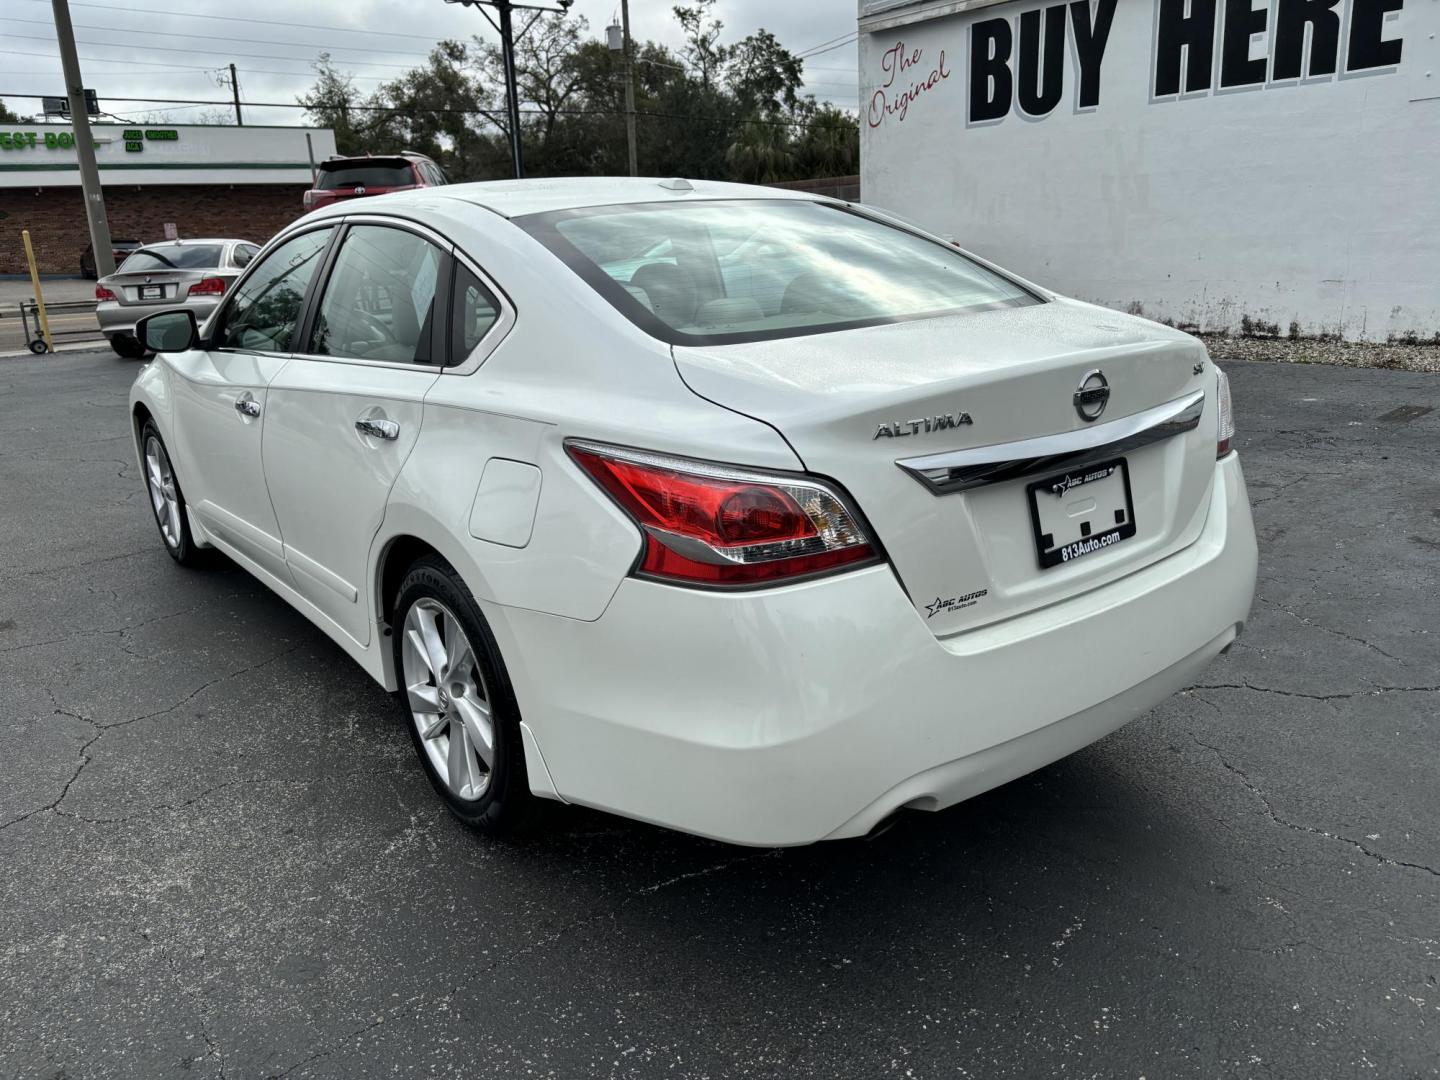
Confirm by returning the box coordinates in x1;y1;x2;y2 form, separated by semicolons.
186;276;226;297
567;442;880;587
95;285;116;301
1215;365;1235;458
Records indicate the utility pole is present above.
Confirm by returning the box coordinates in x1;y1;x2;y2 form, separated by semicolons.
497;1;524;177
621;0;638;176
50;0;113;278
229;63;243;126
445;0;573;181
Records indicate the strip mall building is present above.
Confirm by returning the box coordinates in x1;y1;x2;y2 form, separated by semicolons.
0;123;337;275
859;0;1439;341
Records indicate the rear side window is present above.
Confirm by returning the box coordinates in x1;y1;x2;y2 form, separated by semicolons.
121;244;225;271
219;229;331;352
450;264;502;365
232;244;259;268
317;163;413;190
307;225;443;365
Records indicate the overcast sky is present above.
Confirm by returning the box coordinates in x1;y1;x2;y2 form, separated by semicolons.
2;0;859;127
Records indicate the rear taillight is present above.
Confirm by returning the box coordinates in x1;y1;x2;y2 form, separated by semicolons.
1215;366;1235;458
303;190;317;209
95;285;116;301
186;277;226;297
567;441;880;587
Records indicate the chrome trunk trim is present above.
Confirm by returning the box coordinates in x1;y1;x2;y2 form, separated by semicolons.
896;389;1206;495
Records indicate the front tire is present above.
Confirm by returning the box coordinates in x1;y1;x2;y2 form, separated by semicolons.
393;556;540;836
140;422;202;566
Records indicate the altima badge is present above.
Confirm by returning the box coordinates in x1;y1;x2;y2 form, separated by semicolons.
874;412;973;439
1073;369;1110;422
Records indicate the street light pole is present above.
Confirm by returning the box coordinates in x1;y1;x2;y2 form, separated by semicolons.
445;0;573;181
497;0;524;178
50;0;113;278
621;0;638;176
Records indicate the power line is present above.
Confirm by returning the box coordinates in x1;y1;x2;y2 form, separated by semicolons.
0;15;439;57
13;0;450;41
797;36;859;60
0;31;426;69
795;30;858;56
5;59;395;82
0;90;845;130
10;53;227;73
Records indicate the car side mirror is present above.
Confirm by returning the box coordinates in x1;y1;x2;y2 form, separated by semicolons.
136;309;198;353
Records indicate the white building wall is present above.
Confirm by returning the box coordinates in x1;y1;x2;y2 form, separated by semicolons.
859;0;1440;341
0;124;337;189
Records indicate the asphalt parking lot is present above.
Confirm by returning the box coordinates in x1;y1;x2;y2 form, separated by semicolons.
1;348;1436;1079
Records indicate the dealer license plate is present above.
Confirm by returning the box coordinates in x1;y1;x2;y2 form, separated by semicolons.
1027;458;1136;569
139;285;164;300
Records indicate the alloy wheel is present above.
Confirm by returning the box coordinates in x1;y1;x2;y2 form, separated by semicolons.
401;598;495;801
144;436;182;549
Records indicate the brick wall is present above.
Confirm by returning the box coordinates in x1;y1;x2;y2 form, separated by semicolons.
767;175;862;202
0;184;309;275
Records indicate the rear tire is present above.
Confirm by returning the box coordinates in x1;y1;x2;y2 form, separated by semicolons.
111;334;148;359
140;422;203;566
393;556;542;836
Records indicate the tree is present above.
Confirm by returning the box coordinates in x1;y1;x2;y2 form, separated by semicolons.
480;15;585;143
795;104;859;178
724;119;794;184
373;41;498;180
673;0;729;88
726;30;804;117
298;54;368;156
0;100;29;124
296;8;861;183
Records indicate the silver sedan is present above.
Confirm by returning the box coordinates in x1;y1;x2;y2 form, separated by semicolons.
96;238;261;358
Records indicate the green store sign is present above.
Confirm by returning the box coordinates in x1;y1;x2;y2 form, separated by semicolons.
0;128;180;152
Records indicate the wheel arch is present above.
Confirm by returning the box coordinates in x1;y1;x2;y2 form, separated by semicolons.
369;518;500;692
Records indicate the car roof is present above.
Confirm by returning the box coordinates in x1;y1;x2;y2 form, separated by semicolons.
134;238;248;247
427;177;824;219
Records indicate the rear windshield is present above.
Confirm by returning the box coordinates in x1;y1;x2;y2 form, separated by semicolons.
317;163;414;190
518;199;1038;345
120;244;225;271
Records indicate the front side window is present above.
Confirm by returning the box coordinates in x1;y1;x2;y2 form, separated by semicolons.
519;200;1038;345
307;225;442;365
218;228;331;352
121;243;225;272
450;264;502;365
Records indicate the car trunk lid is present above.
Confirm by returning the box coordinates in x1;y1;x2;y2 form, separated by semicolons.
102;269;212;305
673;299;1219;636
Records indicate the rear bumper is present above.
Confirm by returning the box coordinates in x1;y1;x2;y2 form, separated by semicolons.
495;454;1257;846
97;298;220;337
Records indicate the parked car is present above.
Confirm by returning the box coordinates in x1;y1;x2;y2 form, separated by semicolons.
79;237;143;280
302;151;447;212
127;178;1257;846
96;238;260;358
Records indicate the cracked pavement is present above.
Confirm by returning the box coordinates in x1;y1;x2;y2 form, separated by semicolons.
1;349;1437;1079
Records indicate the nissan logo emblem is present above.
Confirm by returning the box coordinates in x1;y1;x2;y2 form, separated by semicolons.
1073;369;1110;422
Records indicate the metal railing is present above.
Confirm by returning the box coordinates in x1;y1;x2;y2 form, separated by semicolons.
11;299;102;354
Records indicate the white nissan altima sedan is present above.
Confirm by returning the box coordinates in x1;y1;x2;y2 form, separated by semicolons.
127;177;1257;846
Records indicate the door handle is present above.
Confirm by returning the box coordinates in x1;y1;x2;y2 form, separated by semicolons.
355;417;400;441
234;396;261;418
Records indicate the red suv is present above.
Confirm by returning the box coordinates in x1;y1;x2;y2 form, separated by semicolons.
302;152;448;212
